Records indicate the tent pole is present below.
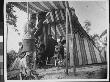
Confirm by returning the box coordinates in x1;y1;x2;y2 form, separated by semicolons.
54;23;57;40
67;8;76;75
54;11;57;40
27;2;29;30
65;1;69;75
6;14;9;65
49;24;51;35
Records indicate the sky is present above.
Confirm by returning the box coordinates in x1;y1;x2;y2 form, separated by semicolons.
69;1;108;35
7;0;108;52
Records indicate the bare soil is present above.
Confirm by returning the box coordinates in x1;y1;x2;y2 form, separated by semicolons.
35;64;107;80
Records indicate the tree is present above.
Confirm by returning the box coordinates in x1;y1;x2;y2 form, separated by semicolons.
6;2;21;35
83;20;91;34
91;34;99;42
91;34;103;51
7;50;18;69
6;2;17;27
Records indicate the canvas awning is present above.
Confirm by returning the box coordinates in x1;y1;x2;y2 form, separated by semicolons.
11;1;66;14
10;1;89;39
8;1;95;75
10;1;69;38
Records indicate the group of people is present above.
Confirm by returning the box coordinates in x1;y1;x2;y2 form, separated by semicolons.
36;35;66;68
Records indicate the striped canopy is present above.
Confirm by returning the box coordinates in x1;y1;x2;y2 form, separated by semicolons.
11;1;66;14
11;1;75;38
11;1;68;38
43;9;76;38
11;1;85;38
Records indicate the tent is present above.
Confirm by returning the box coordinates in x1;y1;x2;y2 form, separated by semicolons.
10;1;106;74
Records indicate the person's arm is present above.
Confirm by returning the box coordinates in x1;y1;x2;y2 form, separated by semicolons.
34;19;44;37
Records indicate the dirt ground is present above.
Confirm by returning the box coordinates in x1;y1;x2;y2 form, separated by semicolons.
35;64;107;80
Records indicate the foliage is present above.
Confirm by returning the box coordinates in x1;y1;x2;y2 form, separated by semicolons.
6;2;17;27
83;20;91;33
6;2;21;35
7;50;18;69
91;34;99;42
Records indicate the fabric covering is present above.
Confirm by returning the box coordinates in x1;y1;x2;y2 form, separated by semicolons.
69;33;106;66
10;1;107;67
11;1;66;13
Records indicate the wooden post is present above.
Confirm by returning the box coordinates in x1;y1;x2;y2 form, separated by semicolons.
55;60;57;66
65;1;69;75
19;72;22;80
53;11;57;40
27;2;29;30
48;24;51;35
54;23;57;40
43;24;48;49
67;8;76;75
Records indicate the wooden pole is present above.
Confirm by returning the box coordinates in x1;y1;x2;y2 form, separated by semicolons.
54;24;57;40
72;34;76;75
6;14;9;72
54;11;57;40
27;2;29;30
67;8;76;75
48;24;51;35
65;1;69;75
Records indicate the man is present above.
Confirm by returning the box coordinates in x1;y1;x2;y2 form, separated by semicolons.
46;35;57;63
34;12;47;37
58;36;64;60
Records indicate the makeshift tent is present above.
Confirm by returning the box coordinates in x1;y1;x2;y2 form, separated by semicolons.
10;1;106;73
41;5;107;66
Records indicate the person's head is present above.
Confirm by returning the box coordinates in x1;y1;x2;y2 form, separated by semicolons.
19;42;22;46
30;13;37;20
38;12;47;21
40;44;45;50
48;34;52;39
60;36;63;40
55;45;60;52
61;40;66;45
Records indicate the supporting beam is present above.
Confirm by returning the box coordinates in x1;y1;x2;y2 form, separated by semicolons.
48;24;51;35
67;8;76;75
54;23;57;40
65;1;69;75
53;11;57;40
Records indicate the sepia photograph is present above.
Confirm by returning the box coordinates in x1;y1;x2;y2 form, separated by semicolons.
4;0;109;81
